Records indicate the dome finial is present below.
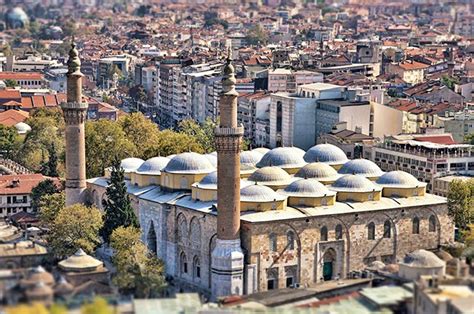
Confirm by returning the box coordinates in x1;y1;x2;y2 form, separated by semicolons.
221;47;237;95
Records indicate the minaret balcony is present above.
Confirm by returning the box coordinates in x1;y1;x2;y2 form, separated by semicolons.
214;126;244;136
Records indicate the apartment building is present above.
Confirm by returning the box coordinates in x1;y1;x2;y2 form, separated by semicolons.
7;55;62;72
268;69;323;93
0;72;45;89
443;109;474;143
365;134;474;191
238;91;271;146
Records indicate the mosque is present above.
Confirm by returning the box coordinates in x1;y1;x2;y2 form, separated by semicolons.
61;44;454;300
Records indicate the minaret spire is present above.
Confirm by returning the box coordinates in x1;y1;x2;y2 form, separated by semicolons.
211;54;244;299
61;40;88;206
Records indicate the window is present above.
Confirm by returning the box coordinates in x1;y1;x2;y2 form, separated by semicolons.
429;215;436;232
368;222;375;240
286;277;294;287
383;220;391;238
412;217;420;234
276;101;283;133
180;252;188;274
320;226;328;241
269;233;277;252
193;256;201;279
267;268;278;290
287;231;295;250
335;224;343;240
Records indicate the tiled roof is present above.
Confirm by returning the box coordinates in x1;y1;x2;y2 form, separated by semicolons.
0;109;29;126
0;72;44;80
0;174;60;195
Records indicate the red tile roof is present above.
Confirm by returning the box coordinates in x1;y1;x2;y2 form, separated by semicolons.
0;72;43;80
0;109;29;126
0;174;60;195
414;134;457;145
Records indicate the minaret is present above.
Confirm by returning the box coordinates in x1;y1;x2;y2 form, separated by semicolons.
211;54;244;299
61;42;88;206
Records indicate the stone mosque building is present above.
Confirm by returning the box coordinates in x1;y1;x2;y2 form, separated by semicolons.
61;44;454;300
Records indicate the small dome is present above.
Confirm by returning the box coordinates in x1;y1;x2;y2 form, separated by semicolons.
304;144;348;165
295;162;340;181
166;154;176;159
194;171;218;189
14;122;31;134
240;150;264;171
248;166;293;186
338;159;384;178
6;7;28;29
121;157;145;172
257;147;306;169
58;248;103;272
369;260;386;271
54;277;73;295
402;250;445;268
25;281;53;298
252;147;270;154
27;266;54;286
435;250;454;262
376;171;426;188
136;156;169;175
330;175;381;192
282;178;335;197
204;154;217;167
163;152;215;174
240;184;286;202
209;151;217;156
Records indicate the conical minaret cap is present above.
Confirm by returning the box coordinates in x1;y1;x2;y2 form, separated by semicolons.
67;41;82;75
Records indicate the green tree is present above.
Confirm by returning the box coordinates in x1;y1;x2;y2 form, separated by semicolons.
441;75;459;90
145;129;204;158
119;112;160;158
447;179;474;230
179;118;216;153
38;192;65;226
49;204;103;258
6;303;49;314
81;297;113;314
465;133;474;145
4;79;18;88
41;142;59;177
246;24;269;45
0;125;19;158
31;179;60;211
110;226;166;298
85;119;137;178
101;158;139;244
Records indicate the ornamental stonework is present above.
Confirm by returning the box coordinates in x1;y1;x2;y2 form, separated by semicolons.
215;136;242;153
63;108;88;124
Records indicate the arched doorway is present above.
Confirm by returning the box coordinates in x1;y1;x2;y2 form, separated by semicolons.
322;248;336;281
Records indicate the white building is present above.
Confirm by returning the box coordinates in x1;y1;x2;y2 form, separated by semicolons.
268;69;323;93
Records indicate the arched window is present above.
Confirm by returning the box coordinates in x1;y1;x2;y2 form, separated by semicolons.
267;268;278;290
180;252;188;274
193;256;201;279
383;220;391;238
147;222;157;255
429;215;436;232
335;224;343;240
368;222;375;240
177;214;187;244
180;177;188;189
269;233;277;252
320;226;328;241
287;231;295;250
190;218;201;249
412;217;420;234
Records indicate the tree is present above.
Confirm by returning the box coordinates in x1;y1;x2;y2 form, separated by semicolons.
447;179;474;230
81;297;113;314
179;118;216;153
85;119;137;178
465;133;474;145
41;142;59;177
110;226;166;298
38;192;65;226
118;112;160;158
0;125;19;158
4;79;18;88
6;303;49;314
49;204;103;258
246;24;269;45
31;179;60;211
441;76;459;90
101;158;139;244
145;129;204;158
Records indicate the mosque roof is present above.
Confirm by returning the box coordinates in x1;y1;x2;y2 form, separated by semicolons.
163;152;215;174
256;147;306;169
295;162;341;181
120;157;145;172
252;147;270;155
204;154;217;167
240;184;287;203
25;266;54;286
248;166;293;186
330;175;382;193
136;157;170;175
281;179;336;198
303;144;349;165
401;250;445;268
193;171;218;190
240;150;264;171
58;248;103;272
338;159;384;177
376;171;427;188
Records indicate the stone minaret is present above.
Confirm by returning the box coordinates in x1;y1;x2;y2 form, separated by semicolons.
211;55;244;299
61;42;88;206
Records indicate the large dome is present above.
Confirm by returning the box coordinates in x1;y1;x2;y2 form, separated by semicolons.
136;156;170;175
402;250;445;268
204;154;217;167
252;147;270;155
376;171;426;188
257;147;306;169
338;159;384;178
295;162;340;181
240;150;264;171
304;144;348;165
330;174;381;192
240;184;286;202
282;179;335;197
163;152;215;174
121;157;145;172
248;166;293;186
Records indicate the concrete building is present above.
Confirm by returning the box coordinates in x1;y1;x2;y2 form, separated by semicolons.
268;69;323;93
432;175;473;197
237;91;271;146
0;72;45;89
443;109;474;144
388;61;428;85
97;55;133;88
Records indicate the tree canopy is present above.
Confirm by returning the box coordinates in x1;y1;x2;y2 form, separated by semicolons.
246;24;269;45
178;118;216;153
447;179;474;230
81;297;113;314
31;179;61;211
38;192;65;227
0;125;19;158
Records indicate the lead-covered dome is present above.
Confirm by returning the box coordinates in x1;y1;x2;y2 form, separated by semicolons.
402;250;445;268
136;156;169;175
14;122;31;134
248;166;293;186
163;152;214;174
240;184;286;202
282;179;335;197
304;144;348;165
240;150;264;170
376;171;426;188
252;147;270;155
257;147;306;169
330;175;381;192
204;154;217;167
295;162;341;182
338;159;383;178
194;171;218;189
121;157;145;172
